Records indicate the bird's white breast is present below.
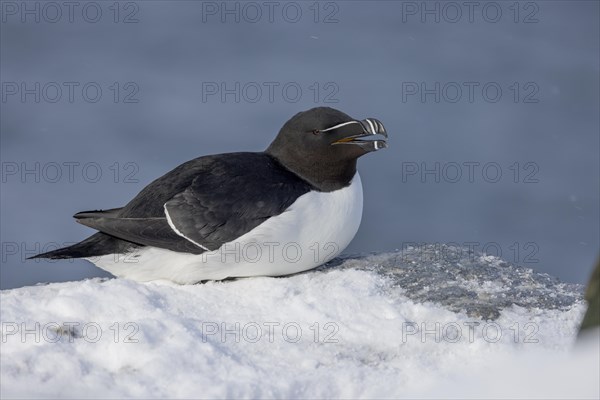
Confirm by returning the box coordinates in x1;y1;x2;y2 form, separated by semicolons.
90;173;364;284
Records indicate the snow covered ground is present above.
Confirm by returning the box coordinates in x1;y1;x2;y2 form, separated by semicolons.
1;246;598;399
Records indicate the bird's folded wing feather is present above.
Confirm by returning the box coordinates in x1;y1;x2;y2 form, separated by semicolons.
74;211;204;254
163;161;312;251
73;153;313;254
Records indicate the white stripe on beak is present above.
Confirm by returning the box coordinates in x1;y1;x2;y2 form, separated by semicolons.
365;119;376;134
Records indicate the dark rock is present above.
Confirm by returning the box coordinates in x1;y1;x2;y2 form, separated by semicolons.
318;244;584;320
579;259;600;334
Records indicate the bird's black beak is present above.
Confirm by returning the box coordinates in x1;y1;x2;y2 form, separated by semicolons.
330;118;388;152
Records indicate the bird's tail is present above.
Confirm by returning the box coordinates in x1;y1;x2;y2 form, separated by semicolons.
28;232;136;260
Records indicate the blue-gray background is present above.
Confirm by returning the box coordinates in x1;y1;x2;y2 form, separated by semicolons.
1;0;598;289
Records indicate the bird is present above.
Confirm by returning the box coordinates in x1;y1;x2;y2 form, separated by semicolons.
31;107;388;283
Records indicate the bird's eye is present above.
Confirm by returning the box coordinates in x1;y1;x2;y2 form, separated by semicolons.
312;129;320;135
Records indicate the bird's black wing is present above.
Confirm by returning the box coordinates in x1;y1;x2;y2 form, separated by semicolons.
74;211;203;254
74;153;313;253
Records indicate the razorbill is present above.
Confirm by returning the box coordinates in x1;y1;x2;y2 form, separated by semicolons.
31;107;388;283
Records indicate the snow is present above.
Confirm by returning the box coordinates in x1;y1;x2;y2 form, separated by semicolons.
1;246;598;399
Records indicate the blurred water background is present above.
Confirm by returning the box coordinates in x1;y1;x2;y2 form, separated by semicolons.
1;0;598;289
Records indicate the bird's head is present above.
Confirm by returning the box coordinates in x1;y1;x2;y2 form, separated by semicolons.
266;107;388;191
